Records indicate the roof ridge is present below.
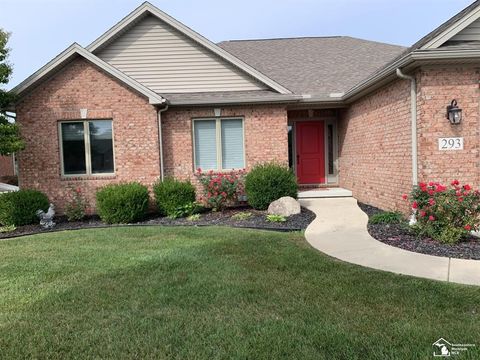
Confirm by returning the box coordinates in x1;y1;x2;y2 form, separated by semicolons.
218;36;405;48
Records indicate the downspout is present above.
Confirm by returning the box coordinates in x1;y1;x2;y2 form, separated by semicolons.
396;68;418;186
157;104;169;181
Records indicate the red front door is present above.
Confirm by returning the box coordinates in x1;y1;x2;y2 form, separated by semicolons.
295;121;325;184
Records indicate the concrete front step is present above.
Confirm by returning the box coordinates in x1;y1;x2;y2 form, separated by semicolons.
298;187;352;199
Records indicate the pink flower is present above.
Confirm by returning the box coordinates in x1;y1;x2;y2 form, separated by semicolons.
420;211;427;217
402;194;408;200
429;215;435;221
428;198;436;206
428;181;434;186
196;168;202;173
412;201;418;209
458;197;464;202
451;179;460;186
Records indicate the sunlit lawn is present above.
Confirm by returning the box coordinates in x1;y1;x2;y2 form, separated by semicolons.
0;226;479;359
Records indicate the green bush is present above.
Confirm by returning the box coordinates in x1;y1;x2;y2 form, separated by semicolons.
0;189;49;226
266;214;287;223
245;163;298;210
96;182;149;224
369;211;403;224
153;177;196;217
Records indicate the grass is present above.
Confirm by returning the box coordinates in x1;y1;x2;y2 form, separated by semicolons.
0;227;479;359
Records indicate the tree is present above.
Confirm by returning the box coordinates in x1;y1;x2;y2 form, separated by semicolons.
0;28;24;155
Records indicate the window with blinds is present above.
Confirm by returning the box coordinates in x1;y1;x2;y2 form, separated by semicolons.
194;118;244;171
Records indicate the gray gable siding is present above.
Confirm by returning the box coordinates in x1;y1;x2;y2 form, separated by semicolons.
450;18;480;42
97;15;266;93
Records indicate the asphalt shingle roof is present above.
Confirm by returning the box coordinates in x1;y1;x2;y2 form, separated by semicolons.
218;36;406;97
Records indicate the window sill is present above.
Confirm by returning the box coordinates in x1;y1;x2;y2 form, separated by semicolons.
61;175;116;181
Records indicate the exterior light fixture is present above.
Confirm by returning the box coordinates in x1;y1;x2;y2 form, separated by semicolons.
446;99;462;125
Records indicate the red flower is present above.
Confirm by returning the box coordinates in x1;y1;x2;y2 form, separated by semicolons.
429;215;435;221
436;184;447;192
196;168;202;173
451;179;460;186
402;194;408;200
463;184;472;191
465;224;472;231
76;187;81;193
412;201;418;209
428;198;436;206
458;197;464;202
428;181;434;186
419;182;426;188
420;211;427;217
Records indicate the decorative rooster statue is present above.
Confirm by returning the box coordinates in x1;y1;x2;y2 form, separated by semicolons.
37;203;56;229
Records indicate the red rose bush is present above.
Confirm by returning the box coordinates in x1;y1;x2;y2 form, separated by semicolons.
403;180;480;243
195;168;245;211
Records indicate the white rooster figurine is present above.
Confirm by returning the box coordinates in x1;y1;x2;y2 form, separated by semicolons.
37;203;56;229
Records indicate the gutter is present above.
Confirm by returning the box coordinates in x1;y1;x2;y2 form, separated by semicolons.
396;68;418;186
167;94;305;107
157;103;169;181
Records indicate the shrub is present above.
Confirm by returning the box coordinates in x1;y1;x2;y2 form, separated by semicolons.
65;187;88;221
369;211;403;225
195;169;245;211
96;182;149;224
0;189;49;226
153;177;196;217
231;211;253;221
168;202;202;219
0;224;16;233
266;214;287;223
404;180;480;244
187;213;201;222
245;163;298;210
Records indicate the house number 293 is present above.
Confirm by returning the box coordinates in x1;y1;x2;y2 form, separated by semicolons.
438;137;463;151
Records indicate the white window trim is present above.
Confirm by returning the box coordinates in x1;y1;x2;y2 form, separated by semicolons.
58;120;116;177
192;117;246;172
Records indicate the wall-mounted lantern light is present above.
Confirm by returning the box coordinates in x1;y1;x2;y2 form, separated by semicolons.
446;99;462;125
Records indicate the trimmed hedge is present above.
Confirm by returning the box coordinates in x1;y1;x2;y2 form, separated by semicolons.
153;177;196;217
245;163;298;210
96;182;149;224
0;189;49;226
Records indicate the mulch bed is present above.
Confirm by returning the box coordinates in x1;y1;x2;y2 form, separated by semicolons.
0;206;316;240
358;202;480;260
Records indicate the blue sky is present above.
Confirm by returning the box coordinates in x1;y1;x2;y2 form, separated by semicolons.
0;0;474;88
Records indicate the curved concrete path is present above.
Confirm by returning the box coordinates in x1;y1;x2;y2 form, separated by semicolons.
301;198;480;286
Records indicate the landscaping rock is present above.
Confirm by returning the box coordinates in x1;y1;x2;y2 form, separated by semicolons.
267;197;301;217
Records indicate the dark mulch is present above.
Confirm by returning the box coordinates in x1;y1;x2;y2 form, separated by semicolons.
358;202;480;260
0;206;316;240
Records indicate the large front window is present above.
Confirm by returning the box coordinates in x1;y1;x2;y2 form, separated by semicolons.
59;120;114;176
193;118;244;170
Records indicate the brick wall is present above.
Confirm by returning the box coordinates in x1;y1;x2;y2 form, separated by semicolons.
16;57;289;213
339;65;480;212
417;65;480;186
161;105;289;186
0;155;14;177
338;78;413;211
16;58;160;213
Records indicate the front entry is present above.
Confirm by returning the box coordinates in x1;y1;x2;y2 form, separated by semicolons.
295;121;325;184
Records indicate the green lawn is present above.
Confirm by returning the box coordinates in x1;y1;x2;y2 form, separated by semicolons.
0;227;479;359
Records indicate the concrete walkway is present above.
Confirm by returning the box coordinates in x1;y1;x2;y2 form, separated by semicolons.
300;198;480;286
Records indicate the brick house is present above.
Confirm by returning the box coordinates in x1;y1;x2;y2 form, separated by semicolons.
11;1;480;213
